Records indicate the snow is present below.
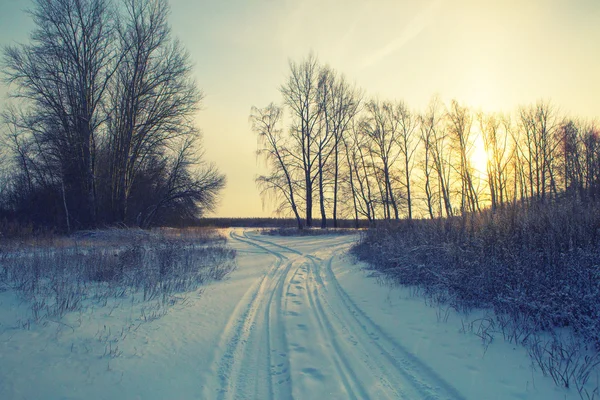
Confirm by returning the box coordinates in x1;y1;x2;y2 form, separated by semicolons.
0;229;586;399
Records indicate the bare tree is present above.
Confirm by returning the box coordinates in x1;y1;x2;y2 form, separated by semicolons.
251;104;303;229
425;98;453;217
314;67;336;228
139;136;225;227
558;120;582;195
361;99;402;220
316;69;362;227
581;122;600;196
478;112;513;210
555;119;600;199
2;0;224;230
394;100;418;219
2;0;119;228
419;97;444;219
339;117;374;223
280;53;321;227
340;120;360;227
447;100;479;213
509;118;529;204
346;117;377;222
103;0;202;225
518;101;561;202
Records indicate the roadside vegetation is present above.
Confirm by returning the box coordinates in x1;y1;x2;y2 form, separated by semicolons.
0;228;235;327
0;0;233;348
353;198;600;399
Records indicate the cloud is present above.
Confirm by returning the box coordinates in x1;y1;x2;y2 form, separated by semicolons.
359;0;442;70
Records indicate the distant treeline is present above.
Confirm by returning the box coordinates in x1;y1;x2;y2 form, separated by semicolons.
195;218;370;229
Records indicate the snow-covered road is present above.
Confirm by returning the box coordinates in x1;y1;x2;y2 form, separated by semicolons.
0;229;578;399
208;230;464;400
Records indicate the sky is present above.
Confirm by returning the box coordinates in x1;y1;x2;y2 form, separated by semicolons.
0;0;599;218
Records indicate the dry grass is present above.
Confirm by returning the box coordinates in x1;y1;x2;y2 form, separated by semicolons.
0;228;236;325
353;198;600;397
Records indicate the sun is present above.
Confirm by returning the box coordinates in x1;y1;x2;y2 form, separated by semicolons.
470;132;489;178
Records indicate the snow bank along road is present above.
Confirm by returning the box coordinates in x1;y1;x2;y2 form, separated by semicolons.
0;229;576;399
206;230;468;400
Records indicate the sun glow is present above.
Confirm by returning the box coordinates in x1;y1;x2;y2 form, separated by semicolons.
470;133;489;178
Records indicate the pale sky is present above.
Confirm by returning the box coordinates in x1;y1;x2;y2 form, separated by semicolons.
1;0;599;217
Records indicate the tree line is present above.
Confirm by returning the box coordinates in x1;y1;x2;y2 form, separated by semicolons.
251;53;600;228
0;0;224;232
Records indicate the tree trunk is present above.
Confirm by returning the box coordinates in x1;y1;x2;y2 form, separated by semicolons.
319;153;327;229
332;142;339;228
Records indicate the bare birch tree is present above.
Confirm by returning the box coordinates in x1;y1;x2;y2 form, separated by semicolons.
394;100;418;219
419;97;445;219
447;100;479;213
478;112;513;210
519;101;561;202
361;99;402;220
280;53;321;227
251;104;303;229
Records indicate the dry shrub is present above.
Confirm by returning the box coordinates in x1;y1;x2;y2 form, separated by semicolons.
353;198;600;396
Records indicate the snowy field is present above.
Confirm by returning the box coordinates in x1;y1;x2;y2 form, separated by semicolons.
0;229;585;399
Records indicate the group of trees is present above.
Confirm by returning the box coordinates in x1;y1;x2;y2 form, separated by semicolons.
0;0;224;231
251;54;361;229
252;54;600;228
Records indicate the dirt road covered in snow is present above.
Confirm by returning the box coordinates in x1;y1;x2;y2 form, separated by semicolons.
205;230;464;400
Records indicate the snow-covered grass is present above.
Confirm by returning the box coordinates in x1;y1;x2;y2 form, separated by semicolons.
0;228;235;326
352;200;600;399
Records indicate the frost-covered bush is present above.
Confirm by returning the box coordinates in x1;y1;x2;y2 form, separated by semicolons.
352;199;600;348
354;199;600;395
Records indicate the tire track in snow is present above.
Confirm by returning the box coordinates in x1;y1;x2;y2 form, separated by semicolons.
244;230;357;256
263;253;294;399
212;232;277;399
220;232;465;399
256;233;465;399
235;232;358;398
230;231;288;260
247;233;404;398
320;253;467;400
208;230;293;400
305;255;409;399
213;254;276;399
243;231;303;256
301;258;370;399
